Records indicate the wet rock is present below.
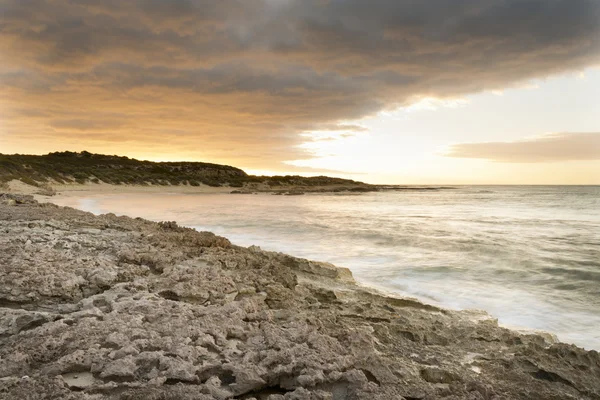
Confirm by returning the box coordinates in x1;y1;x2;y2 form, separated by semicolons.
61;371;95;389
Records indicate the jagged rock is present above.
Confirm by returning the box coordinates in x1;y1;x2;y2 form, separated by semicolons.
1;196;599;399
100;356;137;380
0;193;36;205
420;367;460;384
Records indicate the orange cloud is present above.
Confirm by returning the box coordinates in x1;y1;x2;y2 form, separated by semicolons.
1;0;599;169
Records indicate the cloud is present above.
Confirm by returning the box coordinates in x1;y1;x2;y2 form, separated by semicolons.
444;133;600;162
1;0;599;168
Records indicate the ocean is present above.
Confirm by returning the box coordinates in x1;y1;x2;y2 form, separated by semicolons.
50;185;600;350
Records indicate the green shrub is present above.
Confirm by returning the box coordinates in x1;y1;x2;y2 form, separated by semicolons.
72;172;88;179
19;176;40;187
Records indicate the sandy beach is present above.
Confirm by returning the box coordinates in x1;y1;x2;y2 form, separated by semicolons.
0;180;240;203
51;182;235;194
0;180;381;206
50;182;232;196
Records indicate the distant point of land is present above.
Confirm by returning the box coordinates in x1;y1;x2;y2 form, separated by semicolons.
0;151;372;194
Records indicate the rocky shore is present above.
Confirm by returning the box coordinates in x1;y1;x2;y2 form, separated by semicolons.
1;193;599;400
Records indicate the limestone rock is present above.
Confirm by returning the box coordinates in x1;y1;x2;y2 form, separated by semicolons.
1;195;599;399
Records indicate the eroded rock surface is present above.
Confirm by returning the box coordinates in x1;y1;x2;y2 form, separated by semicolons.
1;194;599;399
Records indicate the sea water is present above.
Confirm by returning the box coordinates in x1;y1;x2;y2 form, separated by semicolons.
50;186;600;350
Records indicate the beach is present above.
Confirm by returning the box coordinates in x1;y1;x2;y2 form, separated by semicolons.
2;180;235;197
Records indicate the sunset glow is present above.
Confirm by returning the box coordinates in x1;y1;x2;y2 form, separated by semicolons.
1;0;599;183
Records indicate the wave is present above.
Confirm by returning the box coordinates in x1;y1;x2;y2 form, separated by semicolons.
541;267;600;283
50;186;600;350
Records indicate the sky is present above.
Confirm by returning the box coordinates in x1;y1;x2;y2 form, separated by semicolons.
1;0;599;184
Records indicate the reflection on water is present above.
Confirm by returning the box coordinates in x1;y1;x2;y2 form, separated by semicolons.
51;186;600;349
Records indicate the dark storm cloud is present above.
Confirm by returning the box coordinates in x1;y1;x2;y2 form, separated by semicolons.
1;0;599;167
445;133;600;162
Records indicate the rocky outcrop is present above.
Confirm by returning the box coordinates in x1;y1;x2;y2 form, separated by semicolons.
0;194;599;399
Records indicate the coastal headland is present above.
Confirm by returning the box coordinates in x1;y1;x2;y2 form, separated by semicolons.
0;152;452;197
1;193;599;399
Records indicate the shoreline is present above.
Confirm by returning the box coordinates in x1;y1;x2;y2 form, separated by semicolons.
31;186;595;349
3;180;235;197
1;193;600;399
2;180;458;202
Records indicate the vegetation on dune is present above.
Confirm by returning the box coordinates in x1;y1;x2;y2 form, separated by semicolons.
250;174;361;186
0;151;248;187
0;151;365;188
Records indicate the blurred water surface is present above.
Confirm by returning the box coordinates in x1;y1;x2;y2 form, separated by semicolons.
52;186;600;349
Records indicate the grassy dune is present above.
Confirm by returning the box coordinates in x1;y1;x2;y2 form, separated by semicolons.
0;151;364;189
